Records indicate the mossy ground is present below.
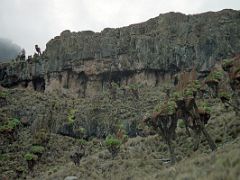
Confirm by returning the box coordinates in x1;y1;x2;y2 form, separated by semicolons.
0;86;239;180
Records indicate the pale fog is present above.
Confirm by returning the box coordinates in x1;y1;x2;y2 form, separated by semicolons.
0;0;240;60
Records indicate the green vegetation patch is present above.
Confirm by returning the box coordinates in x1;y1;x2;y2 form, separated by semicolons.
188;80;201;91
154;100;177;115
172;80;201;100
128;83;142;90
198;102;211;113
105;135;122;148
77;139;87;146
172;92;184;101
177;119;185;129
67;109;77;124
105;135;122;158
111;82;119;88
206;70;224;83
222;59;234;71
0;90;9;98
30;145;45;154
219;91;231;101
183;88;194;98
0;118;21;133
24;153;38;161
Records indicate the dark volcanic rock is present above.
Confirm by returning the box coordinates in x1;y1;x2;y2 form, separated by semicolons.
1;9;240;97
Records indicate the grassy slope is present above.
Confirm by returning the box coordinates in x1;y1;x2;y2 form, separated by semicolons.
0;86;240;180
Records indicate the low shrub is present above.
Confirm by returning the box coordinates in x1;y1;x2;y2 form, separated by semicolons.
67;109;77;124
222;59;234;71
74;127;86;139
105;135;121;158
177;119;185;129
24;153;38;161
24;153;38;171
0;118;21;133
77;139;87;146
30;145;45;155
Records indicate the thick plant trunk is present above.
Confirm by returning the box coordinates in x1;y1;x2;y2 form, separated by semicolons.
158;115;177;164
232;92;240;116
201;127;217;151
185;125;191;137
166;139;176;164
193;127;201;151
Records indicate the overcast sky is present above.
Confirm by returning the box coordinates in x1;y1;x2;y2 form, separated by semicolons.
0;0;240;55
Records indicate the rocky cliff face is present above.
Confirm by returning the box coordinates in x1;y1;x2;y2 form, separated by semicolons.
1;9;240;97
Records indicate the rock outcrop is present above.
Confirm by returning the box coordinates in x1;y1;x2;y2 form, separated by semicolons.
1;9;240;97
